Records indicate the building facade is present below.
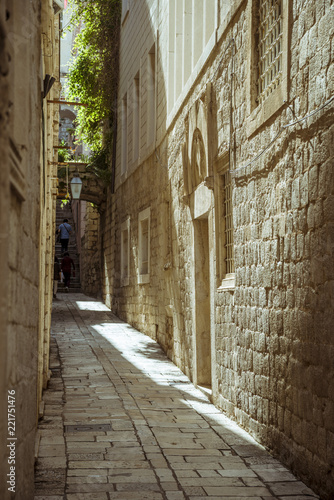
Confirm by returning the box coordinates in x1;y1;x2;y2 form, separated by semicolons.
102;0;334;497
0;0;61;497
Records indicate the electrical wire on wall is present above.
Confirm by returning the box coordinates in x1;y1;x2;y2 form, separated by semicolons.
153;37;334;182
230;94;334;177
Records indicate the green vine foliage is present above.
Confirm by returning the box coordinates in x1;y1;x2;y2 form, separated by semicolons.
86;147;112;184
65;0;121;160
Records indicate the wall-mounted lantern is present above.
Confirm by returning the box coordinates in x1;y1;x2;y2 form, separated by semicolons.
70;175;82;200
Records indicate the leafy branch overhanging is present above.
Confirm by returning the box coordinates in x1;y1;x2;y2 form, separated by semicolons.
65;0;121;176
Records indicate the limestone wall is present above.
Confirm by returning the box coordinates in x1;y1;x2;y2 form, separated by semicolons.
104;0;334;497
0;4;10;495
80;202;102;297
0;1;60;497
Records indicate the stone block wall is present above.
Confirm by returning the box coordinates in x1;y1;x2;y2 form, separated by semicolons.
110;155;168;339
0;1;60;497
80;203;102;297
103;0;334;497
0;4;10;495
101;193;115;310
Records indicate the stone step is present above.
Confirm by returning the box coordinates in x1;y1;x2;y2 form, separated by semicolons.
58;285;81;293
58;279;81;286
58;279;80;285
56;200;81;289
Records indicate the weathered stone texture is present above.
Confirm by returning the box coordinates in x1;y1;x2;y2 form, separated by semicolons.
1;1;60;498
80;203;102;297
102;1;334;498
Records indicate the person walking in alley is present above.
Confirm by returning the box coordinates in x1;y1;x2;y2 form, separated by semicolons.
57;218;72;254
53;256;61;299
61;252;75;292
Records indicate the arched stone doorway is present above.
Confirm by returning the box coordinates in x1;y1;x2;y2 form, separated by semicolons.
184;96;214;390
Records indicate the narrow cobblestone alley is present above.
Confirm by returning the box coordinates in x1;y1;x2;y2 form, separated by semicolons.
34;294;319;500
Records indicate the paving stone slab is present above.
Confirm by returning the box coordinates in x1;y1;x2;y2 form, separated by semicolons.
279;497;321;500
167;461;224;470
108;494;164;500
38;445;66;457
34;485;65;495
67;494;109;499
160;481;181;491
35;457;67;468
66;483;117;493
174;470;199;478
188;498;269;500
188;456;244;464
255;469;298;482
105;447;145;455
69;460;151;469
114;483;162;492
195;469;221;478
243;477;268;486
67;468;109;476
267;482;319;496
250;463;288;470
66;443;110;452
65;436;95;441
230;445;269;457
34;469;66;482
164;448;223;456
178;477;244;487
149;459;170;468
216;468;257;477
203;486;274;496
183;486;206;495
165;493;186;500
68;452;105;460
34;496;65;500
67;476;108;484
40;436;65;445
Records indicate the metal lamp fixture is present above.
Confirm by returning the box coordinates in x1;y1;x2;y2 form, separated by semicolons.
70;175;82;200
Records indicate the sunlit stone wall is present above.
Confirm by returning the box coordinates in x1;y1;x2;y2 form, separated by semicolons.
0;1;60;497
103;1;334;497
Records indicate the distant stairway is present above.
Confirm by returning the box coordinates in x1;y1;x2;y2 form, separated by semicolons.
55;199;81;293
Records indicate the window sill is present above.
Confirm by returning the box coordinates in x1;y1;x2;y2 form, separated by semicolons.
218;274;235;291
246;78;288;138
121;277;129;287
138;274;150;285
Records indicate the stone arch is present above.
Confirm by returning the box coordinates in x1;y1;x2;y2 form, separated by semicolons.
190;128;206;190
57;166;106;208
183;95;210;196
59;108;76;121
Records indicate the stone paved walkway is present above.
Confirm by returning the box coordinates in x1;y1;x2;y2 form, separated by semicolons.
34;294;319;500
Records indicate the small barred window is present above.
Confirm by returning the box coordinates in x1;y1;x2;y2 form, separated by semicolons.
139;218;149;275
222;171;234;274
121;218;130;286
258;0;282;104
138;207;150;284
